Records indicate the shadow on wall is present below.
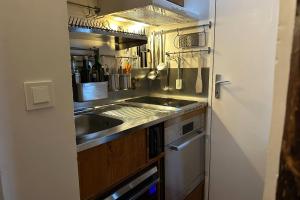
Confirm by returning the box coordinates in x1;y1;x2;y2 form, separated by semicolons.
210;111;264;200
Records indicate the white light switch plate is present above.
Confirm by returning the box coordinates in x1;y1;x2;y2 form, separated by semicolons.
24;81;55;111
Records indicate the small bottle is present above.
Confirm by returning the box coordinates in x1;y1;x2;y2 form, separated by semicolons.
74;67;81;84
90;63;99;82
71;57;81;84
92;54;105;82
81;56;90;83
104;65;109;82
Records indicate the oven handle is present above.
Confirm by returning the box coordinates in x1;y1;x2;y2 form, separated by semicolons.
168;129;205;151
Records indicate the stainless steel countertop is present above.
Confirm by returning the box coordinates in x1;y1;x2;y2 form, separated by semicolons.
76;100;207;152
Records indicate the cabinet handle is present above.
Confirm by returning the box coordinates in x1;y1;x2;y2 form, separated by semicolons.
168;129;205;151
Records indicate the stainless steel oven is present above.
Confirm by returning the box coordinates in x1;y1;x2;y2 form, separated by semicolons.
165;115;205;200
102;166;159;200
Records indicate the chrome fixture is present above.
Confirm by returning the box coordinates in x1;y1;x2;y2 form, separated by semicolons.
215;74;231;99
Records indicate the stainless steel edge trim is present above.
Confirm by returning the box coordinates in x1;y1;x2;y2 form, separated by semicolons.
76;101;207;152
129;178;160;200
168;129;205;151
104;167;158;200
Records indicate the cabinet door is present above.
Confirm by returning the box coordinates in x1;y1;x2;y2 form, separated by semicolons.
77;142;110;200
108;129;147;185
167;0;184;6
77;129;147;200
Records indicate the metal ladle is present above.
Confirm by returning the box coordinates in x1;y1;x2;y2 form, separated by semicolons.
147;34;159;80
157;32;167;71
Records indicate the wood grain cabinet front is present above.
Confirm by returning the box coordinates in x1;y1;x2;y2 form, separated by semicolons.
77;129;147;200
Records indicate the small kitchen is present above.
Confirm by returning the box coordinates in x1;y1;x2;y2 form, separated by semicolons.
70;0;210;199
0;0;287;200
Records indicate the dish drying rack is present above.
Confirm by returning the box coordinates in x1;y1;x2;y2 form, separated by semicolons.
68;17;148;50
102;106;161;120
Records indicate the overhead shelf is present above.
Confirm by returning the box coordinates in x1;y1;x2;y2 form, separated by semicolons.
69;26;148;50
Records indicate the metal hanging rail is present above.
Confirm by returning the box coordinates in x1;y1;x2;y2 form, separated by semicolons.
166;47;211;56
155;21;212;35
67;1;101;14
100;55;138;59
70;47;97;52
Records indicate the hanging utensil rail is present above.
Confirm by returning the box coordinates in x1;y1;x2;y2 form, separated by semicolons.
67;1;101;14
166;47;211;56
100;55;138;59
154;21;212;35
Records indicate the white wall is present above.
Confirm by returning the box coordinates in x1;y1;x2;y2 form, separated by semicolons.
209;0;281;199
0;0;80;199
263;0;297;199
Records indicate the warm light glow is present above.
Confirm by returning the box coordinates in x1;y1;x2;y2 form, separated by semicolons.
127;22;149;33
134;21;149;27
110;23;119;31
114;17;127;22
113;16;150;27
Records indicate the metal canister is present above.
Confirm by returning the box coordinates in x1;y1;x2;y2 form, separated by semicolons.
119;74;131;90
108;74;120;91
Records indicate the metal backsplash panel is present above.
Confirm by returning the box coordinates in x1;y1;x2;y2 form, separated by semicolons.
149;68;209;97
73;68;209;110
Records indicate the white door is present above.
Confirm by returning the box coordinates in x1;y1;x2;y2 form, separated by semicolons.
209;0;280;200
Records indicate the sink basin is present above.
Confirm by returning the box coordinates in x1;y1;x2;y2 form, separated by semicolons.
75;114;123;138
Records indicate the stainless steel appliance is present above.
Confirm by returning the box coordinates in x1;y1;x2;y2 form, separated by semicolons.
99;0;205;26
165;115;205;200
125;96;198;108
119;74;132;90
102;166;159;200
108;74;120;91
75;82;108;102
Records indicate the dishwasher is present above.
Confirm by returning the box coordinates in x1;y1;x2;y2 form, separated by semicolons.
165;115;205;200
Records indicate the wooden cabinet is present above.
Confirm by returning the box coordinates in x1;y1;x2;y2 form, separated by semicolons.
77;129;147;200
167;0;184;7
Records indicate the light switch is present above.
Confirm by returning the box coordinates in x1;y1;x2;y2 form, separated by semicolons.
24;81;55;111
32;86;50;104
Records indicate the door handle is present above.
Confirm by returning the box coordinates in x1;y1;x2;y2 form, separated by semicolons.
215;74;231;99
215;80;231;85
168;129;205;151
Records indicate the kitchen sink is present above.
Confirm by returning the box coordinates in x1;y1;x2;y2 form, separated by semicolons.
75;114;124;138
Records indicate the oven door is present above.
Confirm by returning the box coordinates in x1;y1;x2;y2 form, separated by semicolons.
165;129;205;200
103;167;159;200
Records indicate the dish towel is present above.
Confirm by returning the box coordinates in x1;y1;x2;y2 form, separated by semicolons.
195;56;204;94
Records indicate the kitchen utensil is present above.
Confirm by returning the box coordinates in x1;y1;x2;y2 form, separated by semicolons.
108;74;120;91
140;45;147;68
176;57;183;90
119;74;131;90
162;58;171;91
147;34;159;80
157;32;167;71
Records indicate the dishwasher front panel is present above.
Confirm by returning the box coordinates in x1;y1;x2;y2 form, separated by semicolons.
165;130;205;200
